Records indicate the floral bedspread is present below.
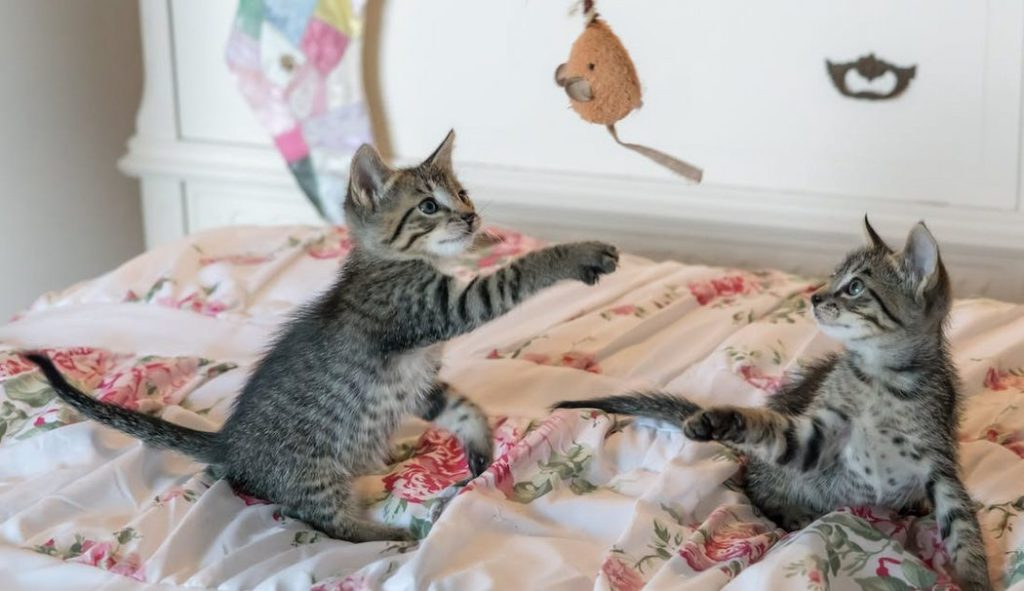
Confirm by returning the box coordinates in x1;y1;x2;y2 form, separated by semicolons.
2;225;1024;590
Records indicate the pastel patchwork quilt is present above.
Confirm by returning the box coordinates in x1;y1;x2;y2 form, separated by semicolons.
2;225;1024;590
226;0;370;223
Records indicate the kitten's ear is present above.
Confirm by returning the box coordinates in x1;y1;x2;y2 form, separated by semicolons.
900;222;941;292
422;129;456;169
863;215;891;252
348;144;392;210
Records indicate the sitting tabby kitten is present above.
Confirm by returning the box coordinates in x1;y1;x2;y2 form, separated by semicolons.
556;219;990;590
28;130;619;543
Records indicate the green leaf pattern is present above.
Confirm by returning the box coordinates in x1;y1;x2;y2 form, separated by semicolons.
509;444;598;504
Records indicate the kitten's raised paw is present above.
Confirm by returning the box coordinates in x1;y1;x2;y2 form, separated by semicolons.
566;241;620;285
683;408;745;442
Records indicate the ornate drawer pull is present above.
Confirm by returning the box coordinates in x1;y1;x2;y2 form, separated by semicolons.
826;54;916;101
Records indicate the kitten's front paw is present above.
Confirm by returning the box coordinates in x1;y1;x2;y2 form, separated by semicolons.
683;408;746;442
564;241;620;285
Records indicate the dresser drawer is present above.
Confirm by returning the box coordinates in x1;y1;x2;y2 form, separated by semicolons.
381;0;1023;209
185;182;322;233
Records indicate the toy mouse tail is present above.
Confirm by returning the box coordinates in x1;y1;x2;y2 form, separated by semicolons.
607;124;703;183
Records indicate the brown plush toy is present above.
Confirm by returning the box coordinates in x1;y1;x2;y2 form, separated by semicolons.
555;1;703;182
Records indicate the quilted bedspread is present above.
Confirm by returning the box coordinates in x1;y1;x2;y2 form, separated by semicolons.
2;225;1024;591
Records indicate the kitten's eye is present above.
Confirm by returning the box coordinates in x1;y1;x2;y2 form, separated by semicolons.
418;198;439;215
845;278;865;297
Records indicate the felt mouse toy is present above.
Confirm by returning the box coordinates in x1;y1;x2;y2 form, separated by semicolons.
555;1;703;182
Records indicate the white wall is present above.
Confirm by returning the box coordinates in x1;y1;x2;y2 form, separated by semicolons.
0;0;144;319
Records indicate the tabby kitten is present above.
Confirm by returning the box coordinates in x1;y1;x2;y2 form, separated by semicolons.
556;219;991;590
28;130;620;543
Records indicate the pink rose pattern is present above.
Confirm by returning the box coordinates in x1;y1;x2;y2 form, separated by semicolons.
31;529;146;582
984;367;1024;392
41;347;115;388
737;364;784;394
840;506;954;587
968;424;1024;459
154;292;230;317
688;271;807;313
303;226;355;260
0;354;37;378
485;347;602;374
490;416;525;460
124;278;233;318
607;304;639;317
598;285;686;322
95;357;201;412
463;412;576;499
601;556;646;591
0;348;236;443
688;274;758;306
724;345;788;395
311;574;370;591
469;227;544;272
234;489;272;506
383;428;471;504
73;540;145;581
678;507;780;574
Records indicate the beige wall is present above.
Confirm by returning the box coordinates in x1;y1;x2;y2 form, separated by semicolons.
0;0;144;318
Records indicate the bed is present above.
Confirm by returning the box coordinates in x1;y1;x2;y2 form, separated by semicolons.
2;225;1023;590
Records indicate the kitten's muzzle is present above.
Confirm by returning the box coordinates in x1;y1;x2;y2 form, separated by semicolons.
810;289;839;322
812;301;840;322
457;212;480;233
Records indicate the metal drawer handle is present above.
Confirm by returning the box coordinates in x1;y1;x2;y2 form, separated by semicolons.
826;54;916;101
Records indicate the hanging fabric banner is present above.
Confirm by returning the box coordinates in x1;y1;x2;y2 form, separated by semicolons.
226;0;371;223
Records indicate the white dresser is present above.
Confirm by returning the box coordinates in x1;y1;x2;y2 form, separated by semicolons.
120;0;1024;300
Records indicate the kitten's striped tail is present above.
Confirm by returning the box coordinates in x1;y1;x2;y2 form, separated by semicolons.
553;392;702;424
25;353;222;464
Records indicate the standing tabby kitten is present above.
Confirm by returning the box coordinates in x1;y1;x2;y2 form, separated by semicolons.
28;130;619;542
556;219;991;590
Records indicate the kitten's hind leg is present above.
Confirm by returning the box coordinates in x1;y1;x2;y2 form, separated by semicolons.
746;461;822;531
417;382;493;477
294;478;414;543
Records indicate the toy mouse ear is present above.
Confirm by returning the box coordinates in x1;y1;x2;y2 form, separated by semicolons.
555;63;569;86
565;78;593;102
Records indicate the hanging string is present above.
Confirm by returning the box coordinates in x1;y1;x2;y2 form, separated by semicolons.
582;0;598;25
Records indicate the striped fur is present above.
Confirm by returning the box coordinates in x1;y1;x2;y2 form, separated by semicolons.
28;131;619;542
555;219;991;591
